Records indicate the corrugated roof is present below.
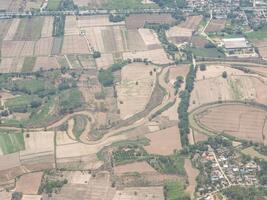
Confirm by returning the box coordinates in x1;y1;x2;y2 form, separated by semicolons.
222;38;248;49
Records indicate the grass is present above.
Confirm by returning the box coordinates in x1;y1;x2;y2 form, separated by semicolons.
21;56;36;73
59;89;83;113
73;115;88;140
242;147;267;161
106;0;158;9
190;47;225;58
5;95;40;110
47;0;61;10
14;79;45;94
245;27;267;40
0;130;25;154
164;181;190;200
229;79;243;100
67;54;82;68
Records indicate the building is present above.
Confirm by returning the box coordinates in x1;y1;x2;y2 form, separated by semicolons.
222;38;248;50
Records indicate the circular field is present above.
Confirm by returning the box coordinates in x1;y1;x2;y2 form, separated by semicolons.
190;102;267;144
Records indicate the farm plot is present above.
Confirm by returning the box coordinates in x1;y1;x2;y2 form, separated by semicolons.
123;48;171;64
19;131;55;167
25;0;43;11
64;16;79;36
125;29;147;51
144;126;182;155
138;28;161;49
77;15;124;27
126;14;175;29
113;187;164;200
16;172;43;195
34;56;60;71
195;103;267;143
253;40;267;60
3;18;20;41
74;0;108;7
0;152;20;171
166;26;193;43
61;35;90;54
179;15;203;31
1;40;24;57
20;41;35;56
114;161;156;175
41;16;54;38
116;63;156;119
184;159;199;198
96;53;114;69
13;17;44;41
191;36;209;48
0;0;12;10
0;57;24;73
168;65;189;85
0;131;25;155
0;19;12;43
34;37;53;56
205;19;226;33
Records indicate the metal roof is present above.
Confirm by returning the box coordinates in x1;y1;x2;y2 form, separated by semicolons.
222;38;248;49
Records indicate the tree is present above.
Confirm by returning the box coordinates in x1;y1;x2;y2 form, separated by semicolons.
199;64;206;71
93;51;101;59
222;71;227;78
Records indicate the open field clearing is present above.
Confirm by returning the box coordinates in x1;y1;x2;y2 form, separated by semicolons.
166;26;193;43
25;0;43;11
63;171;91;184
0;190;11;199
0;131;25;155
123;48;170;64
74;0;108;7
34;56;60;71
96;53;114;69
192;129;208;143
126;14;175;29
145;126;182;155
85;26;105;52
126;29;147;51
1;40;24;57
0;0;12;10
41;16;54;38
3;18;20;41
179;15;202;31
116;63;156;119
138;28;161;49
34;37;53;56
168;65;189;84
184;159;199;198
78;15;125;27
113;187;164;200
161;98;180;120
191;36;209;48
253;40;267;60
194;103;267;144
0;57;24;73
22;195;42;200
16;172;43;194
205;19;226;32
47;0;61;10
62;35;90;54
0;19;12;43
64;16;79;36
242;147;267;161
51;37;63;55
0;152;20;170
20;131;54;166
245;66;267;76
20;41;35;56
13;17;44;41
114;161;156;175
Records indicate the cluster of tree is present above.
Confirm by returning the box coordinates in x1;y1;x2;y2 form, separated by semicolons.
199;64;206;71
92;51;101;59
109;14;126;22
53;15;65;37
171;10;186;23
59;0;78;11
152;0;187;8
223;186;267;200
174;76;184;95
177;64;196;146
98;61;128;87
257;160;267;185
39;179;68;194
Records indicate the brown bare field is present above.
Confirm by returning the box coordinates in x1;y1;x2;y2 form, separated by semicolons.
0;190;11;200
34;56;60;71
21;195;42;200
206;19;226;33
96;53;114;69
191;36;209;48
179;15;202;31
64;16;79;36
41;16;54;38
34;37;53;56
114;161;156;175
116;63;156;119
78;15;124;27
254;40;267;59
16;172;43;194
0;0;12;10
4;18;20;41
168;65;189;85
138;28;161;49
25;0;43;11
126;14;175;29
196;104;267;143
145;126;182;155
0;152;20;170
62;35;90;54
193;130;208;143
113;187;164;200
0;19;12;43
85;26;105;52
0;57;24;73
184;159;199;198
126;29;147;51
123;48;171;64
20;41;35;56
166;26;193;43
1;40;24;57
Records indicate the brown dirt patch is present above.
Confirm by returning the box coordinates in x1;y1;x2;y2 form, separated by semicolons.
184;159;199;198
16;172;43;195
62;35;90;54
179;15;202;31
114;161;156;175
206;19;226;33
34;37;53;56
34;56;60;71
145;126;182;155
96;53;114;69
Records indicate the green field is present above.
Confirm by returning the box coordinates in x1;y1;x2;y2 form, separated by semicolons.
21;56;36;73
73;115;88;140
245;27;267;40
190;47;225;58
47;0;61;10
242;147;267;161
0;130;25;154
164;181;190;200
5;95;40;110
13;79;45;94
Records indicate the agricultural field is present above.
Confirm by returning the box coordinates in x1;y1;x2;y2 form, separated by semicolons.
179;15;203;31
205;19;226;33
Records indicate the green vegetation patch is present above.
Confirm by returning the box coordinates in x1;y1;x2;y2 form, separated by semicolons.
190;47;225;58
47;0;61;10
245;27;267;40
59;89;83;114
106;0;157;9
242;147;267;161
72;115;88;140
5;95;41;111
0;130;25;154
21;56;36;73
13;79;46;94
53;15;65;37
164;181;190;200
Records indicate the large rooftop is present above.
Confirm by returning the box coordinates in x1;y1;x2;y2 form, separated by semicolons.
222;38;248;49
